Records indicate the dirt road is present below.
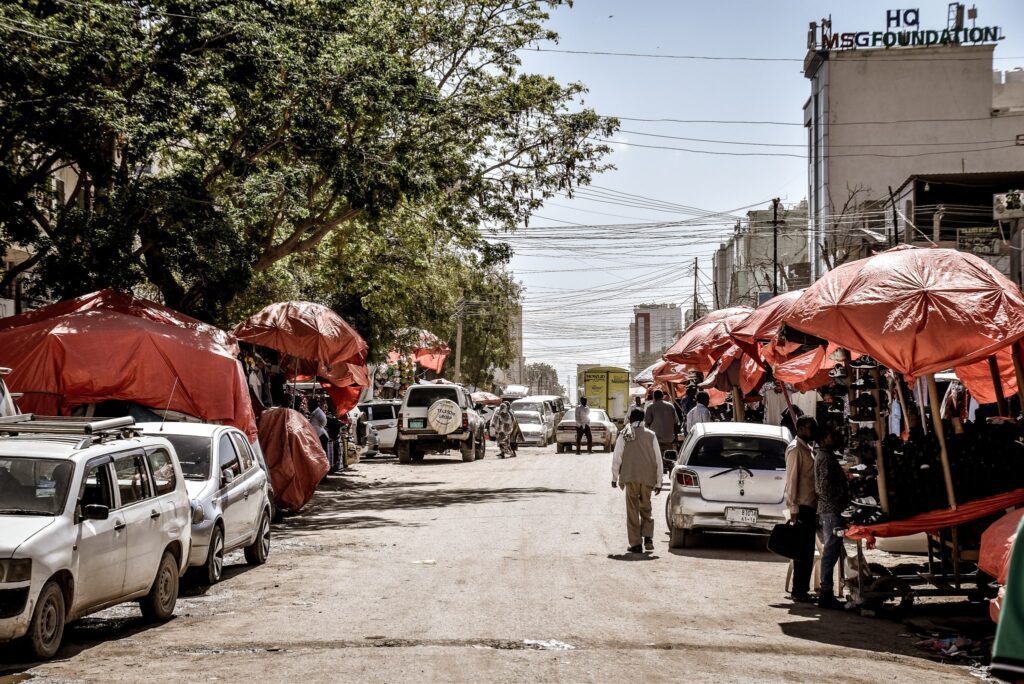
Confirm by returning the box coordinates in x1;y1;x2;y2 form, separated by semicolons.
1;444;977;683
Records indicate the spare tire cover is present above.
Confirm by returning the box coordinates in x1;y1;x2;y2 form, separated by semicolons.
427;399;462;435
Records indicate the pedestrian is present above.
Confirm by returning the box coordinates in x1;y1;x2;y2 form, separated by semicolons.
679;384;697;418
785;416;819;603
815;426;850;609
574;396;593;454
611;408;663;553
685;390;713;432
632;395;644;412
491;402;518;458
308;397;330;464
644;389;679;455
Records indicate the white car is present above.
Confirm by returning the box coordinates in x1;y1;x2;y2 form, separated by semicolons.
396;384;486;463
555;409;618;453
0;416;191;659
665;422;791;549
137;423;271;585
357;401;400;453
513;411;548;447
510;398;556;443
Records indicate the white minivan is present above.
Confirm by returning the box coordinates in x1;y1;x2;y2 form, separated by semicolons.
0;416;191;659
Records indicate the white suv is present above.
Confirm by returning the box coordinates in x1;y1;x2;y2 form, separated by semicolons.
0;416;191;659
396;384;486;463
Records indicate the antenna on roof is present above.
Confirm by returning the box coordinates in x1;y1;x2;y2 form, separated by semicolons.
159;377;180;432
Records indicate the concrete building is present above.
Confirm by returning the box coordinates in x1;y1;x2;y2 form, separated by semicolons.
804;6;1024;278
712;201;810;308
628;303;682;376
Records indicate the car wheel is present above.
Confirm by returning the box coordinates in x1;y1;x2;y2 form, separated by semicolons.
202;524;225;585
461;438;476;462
244;510;271;566
398;443;413;464
475;433;486;460
140;551;179;621
411;449;425;462
27;580;65;660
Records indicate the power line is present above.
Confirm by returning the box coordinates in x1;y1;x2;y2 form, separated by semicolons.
593;137;1019;159
523;46;1024;62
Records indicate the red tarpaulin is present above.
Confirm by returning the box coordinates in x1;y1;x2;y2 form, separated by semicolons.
387;329;450;373
664;307;753;372
729;290;804;360
954;343;1019;405
845;488;1024;547
0;307;257;441
234;301;368;375
471;391;502;406
981;509;1024;622
785;245;1024;378
257;407;329;511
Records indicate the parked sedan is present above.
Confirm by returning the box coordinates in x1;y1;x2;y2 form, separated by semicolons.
138;423;271;584
555;409;618;453
665;422;791;548
514;411;548;447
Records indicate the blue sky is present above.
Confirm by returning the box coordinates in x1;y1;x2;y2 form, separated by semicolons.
510;0;1024;395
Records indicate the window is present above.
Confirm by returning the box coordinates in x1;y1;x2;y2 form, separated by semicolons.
230;433;254;472
406;387;459;408
114;453;152;506
217;434;240;478
372;405;396;420
80;462;113;509
688;436;787;471
145;449;177;496
0;457;75;516
163;434;211;480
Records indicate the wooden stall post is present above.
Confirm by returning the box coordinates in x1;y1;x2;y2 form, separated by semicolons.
894;376;911;437
988;355;1009;416
926;374;958;510
779;382;798;426
731;386;746;422
870;367;890;514
1012;342;1024;414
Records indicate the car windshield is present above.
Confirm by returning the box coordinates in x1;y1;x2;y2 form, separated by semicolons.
161;434;212;480
513;402;543;414
688;436;787;471
406;387;459;408
591;410;609;422
515;412;541;425
0;457;75;516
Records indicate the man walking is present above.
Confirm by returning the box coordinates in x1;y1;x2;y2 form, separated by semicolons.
785;416;819;603
686;390;713;432
574;396;592;454
644;389;679;456
815;426;850;609
612;408;662;553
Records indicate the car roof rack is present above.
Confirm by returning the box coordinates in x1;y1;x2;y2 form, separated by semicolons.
0;414;141;448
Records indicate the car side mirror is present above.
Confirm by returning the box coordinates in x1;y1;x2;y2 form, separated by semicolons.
82;503;109;521
221;469;235;486
663;450;678;463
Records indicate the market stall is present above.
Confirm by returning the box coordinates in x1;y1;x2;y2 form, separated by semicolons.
783;245;1024;611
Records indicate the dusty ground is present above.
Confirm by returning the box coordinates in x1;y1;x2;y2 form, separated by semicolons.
0;443;988;683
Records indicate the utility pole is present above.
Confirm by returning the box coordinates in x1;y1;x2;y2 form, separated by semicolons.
453;301;464;383
888;185;899;246
771;198;781;297
691;257;699;322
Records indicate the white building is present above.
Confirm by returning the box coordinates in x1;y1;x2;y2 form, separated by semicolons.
629;303;681;376
804;6;1024;277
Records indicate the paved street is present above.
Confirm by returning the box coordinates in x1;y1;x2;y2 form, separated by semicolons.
2;445;975;683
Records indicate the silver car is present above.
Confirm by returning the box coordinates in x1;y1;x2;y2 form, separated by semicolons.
665;422;791;549
139;423;271;584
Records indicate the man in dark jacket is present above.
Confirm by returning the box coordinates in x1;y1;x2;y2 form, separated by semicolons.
815;426;850;609
612;408;663;553
644;389;679;455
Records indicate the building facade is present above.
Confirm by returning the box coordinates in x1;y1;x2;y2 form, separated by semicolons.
804;6;1024;278
628;303;682;376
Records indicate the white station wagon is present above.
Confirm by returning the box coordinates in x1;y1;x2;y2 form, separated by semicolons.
665;422;791;549
0;416;190;659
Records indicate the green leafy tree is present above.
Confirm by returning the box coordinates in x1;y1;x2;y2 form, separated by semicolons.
0;0;615;322
525;362;564;396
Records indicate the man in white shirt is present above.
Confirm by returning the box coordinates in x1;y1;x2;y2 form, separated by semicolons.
612;408;663;553
574;397;592;454
686;391;713;432
308;397;331;467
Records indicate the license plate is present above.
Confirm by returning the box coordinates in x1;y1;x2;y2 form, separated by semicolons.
725;507;758;524
409;418;426;429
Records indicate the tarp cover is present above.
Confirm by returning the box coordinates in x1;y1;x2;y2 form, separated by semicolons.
234;301;368;373
257;407;329;511
729;290;804;360
387;329;450;373
0;302;257;441
664;307;753;372
845;488;1024;547
785;246;1024;377
980;508;1024;622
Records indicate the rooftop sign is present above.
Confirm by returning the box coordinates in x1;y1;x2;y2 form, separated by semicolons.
809;7;1005;52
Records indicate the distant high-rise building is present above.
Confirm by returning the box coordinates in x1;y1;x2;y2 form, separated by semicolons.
629;303;682;377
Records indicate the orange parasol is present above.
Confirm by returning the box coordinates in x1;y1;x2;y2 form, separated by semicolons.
664;307;753;372
729;290;804;361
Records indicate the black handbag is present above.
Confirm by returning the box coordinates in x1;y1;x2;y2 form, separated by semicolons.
768;522;802;560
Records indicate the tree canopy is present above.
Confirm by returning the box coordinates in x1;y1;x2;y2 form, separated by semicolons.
0;0;616;352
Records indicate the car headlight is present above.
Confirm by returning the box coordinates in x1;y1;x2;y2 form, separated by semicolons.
0;558;31;582
191;503;205;525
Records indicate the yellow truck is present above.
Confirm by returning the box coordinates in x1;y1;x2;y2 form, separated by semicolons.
577;366;630;425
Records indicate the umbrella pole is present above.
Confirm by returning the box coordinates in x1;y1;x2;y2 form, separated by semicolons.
779;382;798;426
731;385;745;422
1013;342;1024;416
870;366;890;515
988;355;1008;416
926;374;958;510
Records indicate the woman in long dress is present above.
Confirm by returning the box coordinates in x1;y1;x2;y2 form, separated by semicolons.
491;402;519;459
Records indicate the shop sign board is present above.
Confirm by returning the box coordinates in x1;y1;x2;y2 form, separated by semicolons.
810;7;1004;52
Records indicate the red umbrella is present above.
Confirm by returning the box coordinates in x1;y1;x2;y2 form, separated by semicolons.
785;246;1024;377
387;329;450;373
664;307;753;372
471;391;501;406
729;290;804;360
234;301;368;379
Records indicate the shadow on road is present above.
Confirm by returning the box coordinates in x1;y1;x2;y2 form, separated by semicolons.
607;553;660;561
667;533;786;563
